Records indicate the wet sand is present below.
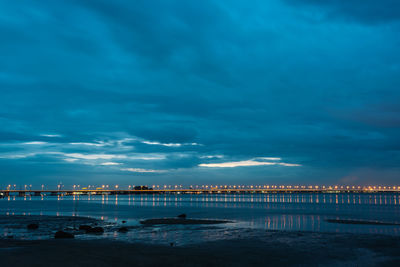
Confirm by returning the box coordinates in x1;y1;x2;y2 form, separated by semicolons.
1;215;400;266
2;231;400;266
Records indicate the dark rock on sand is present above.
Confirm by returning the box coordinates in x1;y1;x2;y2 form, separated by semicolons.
86;227;104;234
79;225;92;231
27;223;39;230
118;227;129;233
140;218;231;225
54;231;74;239
177;214;187;219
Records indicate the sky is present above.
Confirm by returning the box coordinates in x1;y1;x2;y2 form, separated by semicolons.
0;0;399;187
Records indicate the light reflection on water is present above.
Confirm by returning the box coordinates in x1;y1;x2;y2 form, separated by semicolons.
67;193;400;206
2;193;400;237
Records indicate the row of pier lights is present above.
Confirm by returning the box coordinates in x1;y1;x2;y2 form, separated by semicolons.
2;184;400;191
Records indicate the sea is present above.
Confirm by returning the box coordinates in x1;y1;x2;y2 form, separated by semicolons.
1;193;400;245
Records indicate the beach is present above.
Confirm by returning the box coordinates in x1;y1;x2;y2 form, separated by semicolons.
2;230;400;266
1;215;400;266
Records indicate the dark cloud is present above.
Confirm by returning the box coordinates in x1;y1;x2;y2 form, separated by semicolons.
284;0;400;24
0;0;399;186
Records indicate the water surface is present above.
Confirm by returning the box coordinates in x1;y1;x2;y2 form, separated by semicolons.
1;193;400;244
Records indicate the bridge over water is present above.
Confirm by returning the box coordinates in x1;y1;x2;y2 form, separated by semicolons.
1;186;400;197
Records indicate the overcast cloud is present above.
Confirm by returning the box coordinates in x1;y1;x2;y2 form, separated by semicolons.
0;0;399;187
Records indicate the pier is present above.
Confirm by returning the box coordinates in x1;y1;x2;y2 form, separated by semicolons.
1;185;400;197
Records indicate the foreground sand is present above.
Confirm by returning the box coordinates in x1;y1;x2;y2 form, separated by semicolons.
2;231;400;266
1;215;400;266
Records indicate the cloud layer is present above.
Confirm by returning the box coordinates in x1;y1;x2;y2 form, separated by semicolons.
0;0;399;186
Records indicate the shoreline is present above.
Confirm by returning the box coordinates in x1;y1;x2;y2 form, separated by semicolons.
1;215;400;266
2;231;400;266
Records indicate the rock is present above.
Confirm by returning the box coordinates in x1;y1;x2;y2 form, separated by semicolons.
79;225;92;231
55;231;74;239
177;214;187;219
86;227;104;234
122;220;127;224
170;242;174;247
118;227;129;233
27;223;39;230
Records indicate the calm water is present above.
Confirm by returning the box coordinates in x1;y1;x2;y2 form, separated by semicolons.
1;193;400;244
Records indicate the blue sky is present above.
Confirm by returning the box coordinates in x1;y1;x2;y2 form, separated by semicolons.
0;0;399;187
